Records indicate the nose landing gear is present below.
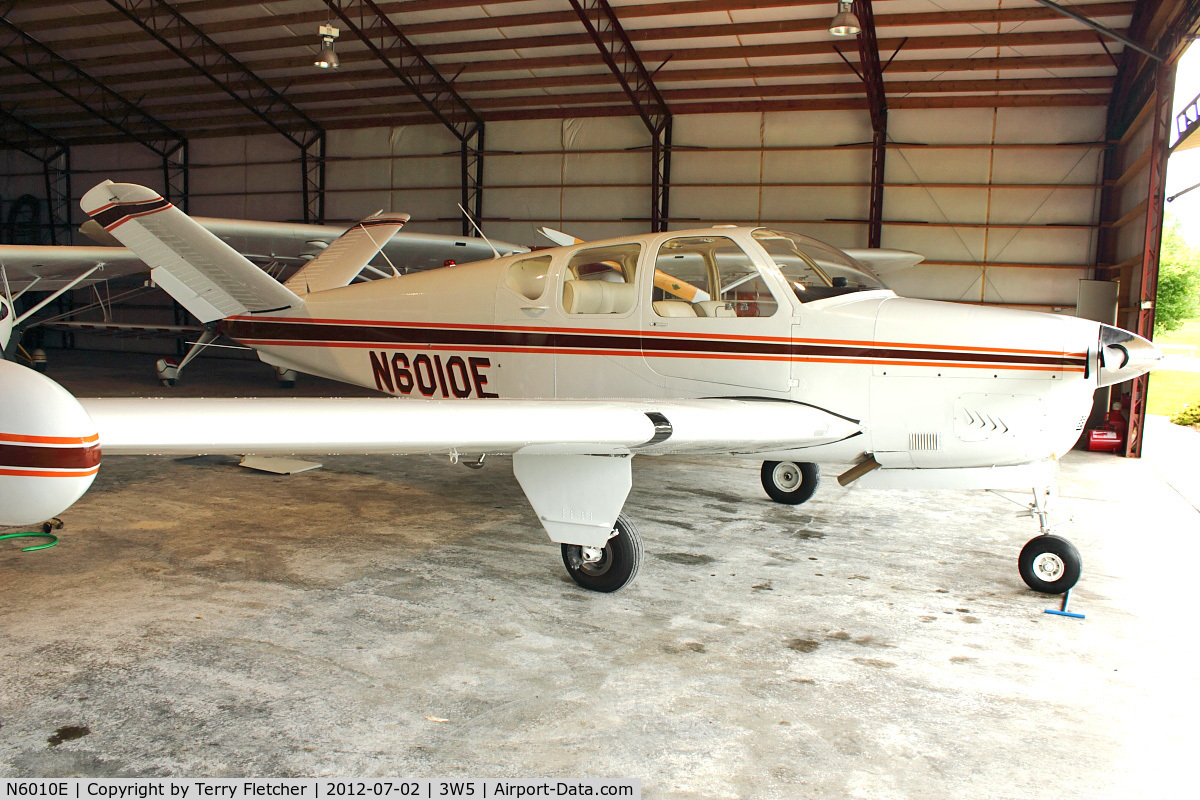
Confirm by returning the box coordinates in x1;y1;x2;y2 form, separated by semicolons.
1013;487;1082;595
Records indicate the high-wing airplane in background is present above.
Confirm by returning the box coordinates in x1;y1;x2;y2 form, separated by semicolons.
0;209;525;382
0;181;1162;596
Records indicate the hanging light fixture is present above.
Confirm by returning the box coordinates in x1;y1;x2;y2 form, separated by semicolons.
829;1;861;37
314;24;340;69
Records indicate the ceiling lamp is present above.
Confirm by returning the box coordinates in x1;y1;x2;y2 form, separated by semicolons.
314;24;340;69
829;1;861;37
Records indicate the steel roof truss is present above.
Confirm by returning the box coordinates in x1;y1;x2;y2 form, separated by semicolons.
567;0;672;231
0;108;72;244
323;0;483;235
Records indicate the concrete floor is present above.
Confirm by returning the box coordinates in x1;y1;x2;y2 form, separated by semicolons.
2;351;1198;798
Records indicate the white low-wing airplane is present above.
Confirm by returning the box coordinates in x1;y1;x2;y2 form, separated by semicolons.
0;210;525;380
0;181;1161;595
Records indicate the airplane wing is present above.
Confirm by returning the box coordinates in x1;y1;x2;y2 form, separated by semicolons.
197;217;528;270
37;321;204;338
4;355;861;552
0;244;148;292
842;248;925;276
80;396;860;458
84;215;527;270
1;210;527;298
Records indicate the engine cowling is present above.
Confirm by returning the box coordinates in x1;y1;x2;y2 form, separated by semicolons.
0;359;100;526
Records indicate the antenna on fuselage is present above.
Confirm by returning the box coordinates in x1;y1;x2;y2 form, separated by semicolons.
457;203;501;260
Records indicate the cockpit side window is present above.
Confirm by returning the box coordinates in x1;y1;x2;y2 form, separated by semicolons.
651;235;778;318
752;229;886;302
561;243;641;315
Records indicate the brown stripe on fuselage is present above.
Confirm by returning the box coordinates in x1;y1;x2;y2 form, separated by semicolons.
220;319;1088;370
0;442;101;470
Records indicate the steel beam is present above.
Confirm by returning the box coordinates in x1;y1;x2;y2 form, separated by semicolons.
1124;62;1174;459
1030;0;1160;61
568;0;672;231
0;108;72;244
0;13;187;211
323;0;484;235
854;0;887;249
103;0;324;221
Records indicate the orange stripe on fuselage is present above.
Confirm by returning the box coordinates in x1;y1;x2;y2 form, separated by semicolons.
229;315;1087;359
237;339;1085;372
0;466;100;478
0;432;99;445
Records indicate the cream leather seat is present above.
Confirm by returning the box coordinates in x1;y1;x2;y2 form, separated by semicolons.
563;280;637;314
653;300;698;317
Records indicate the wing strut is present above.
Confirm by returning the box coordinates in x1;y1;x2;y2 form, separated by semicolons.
13;265;100;326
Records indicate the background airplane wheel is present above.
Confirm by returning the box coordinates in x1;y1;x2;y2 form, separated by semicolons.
1018;535;1081;594
761;461;820;505
561;513;642;593
155;358;179;387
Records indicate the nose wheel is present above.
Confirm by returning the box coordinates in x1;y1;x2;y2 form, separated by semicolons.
1009;486;1081;594
1018;535;1082;594
561;513;642;593
761;461;820;505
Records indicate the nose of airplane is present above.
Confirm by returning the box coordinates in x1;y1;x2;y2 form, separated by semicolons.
1096;324;1163;387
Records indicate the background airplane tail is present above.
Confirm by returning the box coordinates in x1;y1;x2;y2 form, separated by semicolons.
284;211;410;295
80;180;303;324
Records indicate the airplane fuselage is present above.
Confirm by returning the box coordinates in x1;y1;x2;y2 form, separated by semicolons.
218;227;1140;474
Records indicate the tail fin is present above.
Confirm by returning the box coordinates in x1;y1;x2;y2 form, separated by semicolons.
80;180;303;323
284;211;410;295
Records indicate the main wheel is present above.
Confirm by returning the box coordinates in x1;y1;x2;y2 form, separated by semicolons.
561;513;642;593
1018;535;1082;594
761;461;820;505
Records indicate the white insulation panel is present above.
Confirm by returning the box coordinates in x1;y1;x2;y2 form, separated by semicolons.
0;105;1108;312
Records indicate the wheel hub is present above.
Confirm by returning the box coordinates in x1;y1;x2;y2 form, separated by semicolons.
1031;552;1065;582
772;463;801;492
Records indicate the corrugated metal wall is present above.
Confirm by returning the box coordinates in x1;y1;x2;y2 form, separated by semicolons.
0;105;1110;357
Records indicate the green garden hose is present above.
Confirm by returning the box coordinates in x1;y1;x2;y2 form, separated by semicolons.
0;532;58;551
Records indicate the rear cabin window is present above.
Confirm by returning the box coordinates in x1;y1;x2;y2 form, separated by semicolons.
505;254;552;300
651;235;778;318
561;243;641;315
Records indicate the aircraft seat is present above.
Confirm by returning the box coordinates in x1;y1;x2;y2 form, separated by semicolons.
653;300;698;317
563;279;636;314
694;300;736;318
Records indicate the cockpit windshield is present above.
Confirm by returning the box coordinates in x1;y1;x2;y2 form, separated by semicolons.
752;229;887;302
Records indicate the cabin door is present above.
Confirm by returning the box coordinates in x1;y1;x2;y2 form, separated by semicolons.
640;234;792;394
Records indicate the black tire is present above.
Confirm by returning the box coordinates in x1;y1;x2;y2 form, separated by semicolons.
1018;535;1082;594
761;461;820;505
561;513;642;593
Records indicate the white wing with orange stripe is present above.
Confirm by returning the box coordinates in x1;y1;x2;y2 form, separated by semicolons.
79;180;303;323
